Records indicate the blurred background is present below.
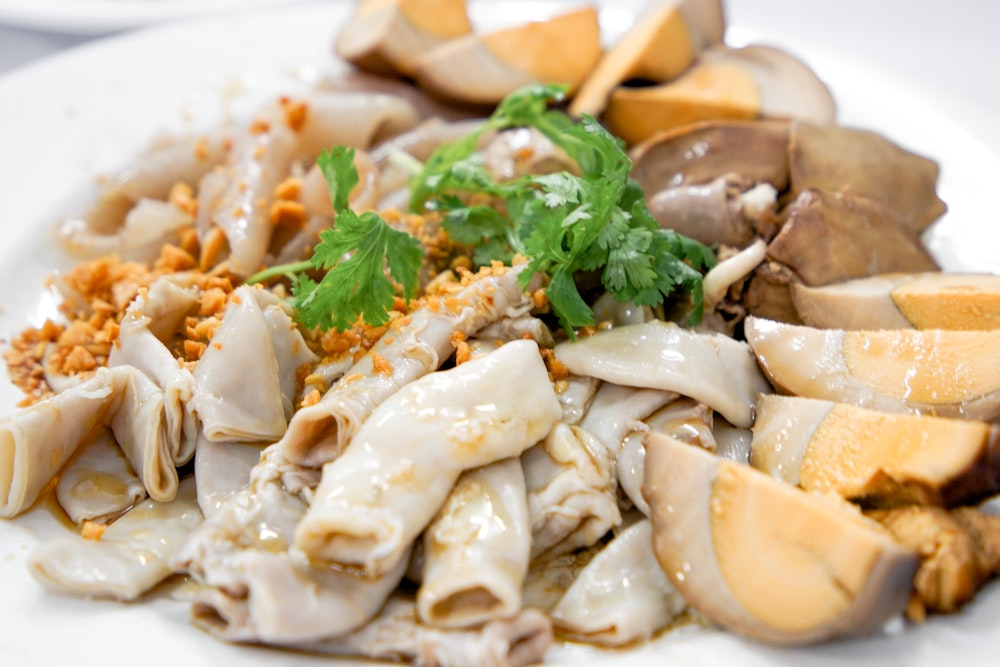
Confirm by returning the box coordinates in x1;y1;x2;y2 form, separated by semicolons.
0;0;1000;119
1;0;998;121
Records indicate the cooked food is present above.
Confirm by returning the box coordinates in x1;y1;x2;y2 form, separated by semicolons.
549;518;687;646
867;506;1000;620
419;457;531;629
745;316;1000;420
413;7;602;106
791;272;1000;330
751;394;1000;507
568;0;725;118
335;0;473;77
788;122;947;232
603;44;836;145
768;189;939;286
553;320;770;428
2;0;999;665
643;432;919;644
28;478;201;601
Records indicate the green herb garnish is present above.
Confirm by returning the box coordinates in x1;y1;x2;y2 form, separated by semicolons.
410;83;716;332
247;147;424;331
250;86;714;335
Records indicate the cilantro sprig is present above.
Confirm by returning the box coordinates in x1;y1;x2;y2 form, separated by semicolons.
410;84;716;332
247;147;423;331
249;85;714;336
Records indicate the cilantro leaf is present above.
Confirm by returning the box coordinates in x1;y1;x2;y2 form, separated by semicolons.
317;147;359;212
248;146;425;332
408;84;717;334
293;210;423;331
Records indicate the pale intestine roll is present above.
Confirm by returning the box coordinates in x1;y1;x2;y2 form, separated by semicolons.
109;365;176;502
418;457;530;629
617;398;718;517
197;116;297;277
279;265;534;468
190;546;411;644
554;375;599;426
197;91;420;277
644;398;717;450
553;320;772;428
0;364;180;516
57;132;231;258
300;595;553;667
523;422;620;559
55;428;146;525
191;285;316;442
28;477;202;601
109;284;198;465
550;519;686;646
0;369;117;517
58;198;194;262
579;382;677;454
294;340;561;576
193;434;264;520
107;131;233;204
176;445;407;644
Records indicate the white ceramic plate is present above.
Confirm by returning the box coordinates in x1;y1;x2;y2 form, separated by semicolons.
1;1;999;666
0;0;311;34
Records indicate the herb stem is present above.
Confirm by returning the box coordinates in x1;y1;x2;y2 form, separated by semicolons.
246;260;314;285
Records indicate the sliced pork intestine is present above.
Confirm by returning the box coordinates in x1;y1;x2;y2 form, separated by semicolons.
57;131;231;254
111;131;233;204
617;399;718;517
197;92;419;277
193;435;265;520
714;419;753;464
550;519;686;647
192;285;317;442
253;288;318;416
418;458;530;629
279;265;534;468
298;595;553;667
0;364;183;516
110;287;198;465
555;375;599;426
554;320;771;428
474;315;554;347
521;547;597;613
58;198;193;261
177;446;405;644
190;546;410;644
110;364;176;502
28;477;201;601
199;119;298;276
579;382;677;455
0;371;117;516
292;90;420;158
55;428;146;525
617;433;650;515
293;340;561;577
523;422;620;560
139;273;201;340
